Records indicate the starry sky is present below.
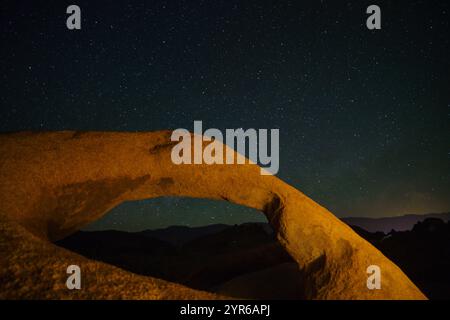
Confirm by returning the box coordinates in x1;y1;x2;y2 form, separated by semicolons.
1;0;449;231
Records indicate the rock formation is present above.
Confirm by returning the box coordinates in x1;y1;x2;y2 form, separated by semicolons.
0;131;426;299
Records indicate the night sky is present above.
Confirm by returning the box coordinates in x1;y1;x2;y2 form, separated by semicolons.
1;0;449;231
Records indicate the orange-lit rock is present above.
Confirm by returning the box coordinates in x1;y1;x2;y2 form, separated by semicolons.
0;131;426;299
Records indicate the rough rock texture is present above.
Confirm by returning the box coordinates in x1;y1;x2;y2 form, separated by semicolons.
0;214;221;299
0;131;426;299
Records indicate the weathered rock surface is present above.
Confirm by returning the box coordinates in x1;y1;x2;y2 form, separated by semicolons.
0;131;426;299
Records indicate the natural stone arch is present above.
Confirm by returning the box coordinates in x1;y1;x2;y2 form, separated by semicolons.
0;131;426;299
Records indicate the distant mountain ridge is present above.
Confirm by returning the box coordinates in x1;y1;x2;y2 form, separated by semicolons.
105;213;450;245
341;212;450;233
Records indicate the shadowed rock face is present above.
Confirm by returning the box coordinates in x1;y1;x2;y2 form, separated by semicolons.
0;131;426;299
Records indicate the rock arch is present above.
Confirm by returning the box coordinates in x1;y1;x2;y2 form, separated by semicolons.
0;131;426;299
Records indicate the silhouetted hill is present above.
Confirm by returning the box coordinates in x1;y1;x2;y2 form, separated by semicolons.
59;230;176;255
342;212;450;233
184;223;273;254
57;222;298;299
140;224;229;246
348;218;450;300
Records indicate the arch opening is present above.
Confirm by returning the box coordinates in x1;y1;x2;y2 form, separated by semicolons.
55;196;306;299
